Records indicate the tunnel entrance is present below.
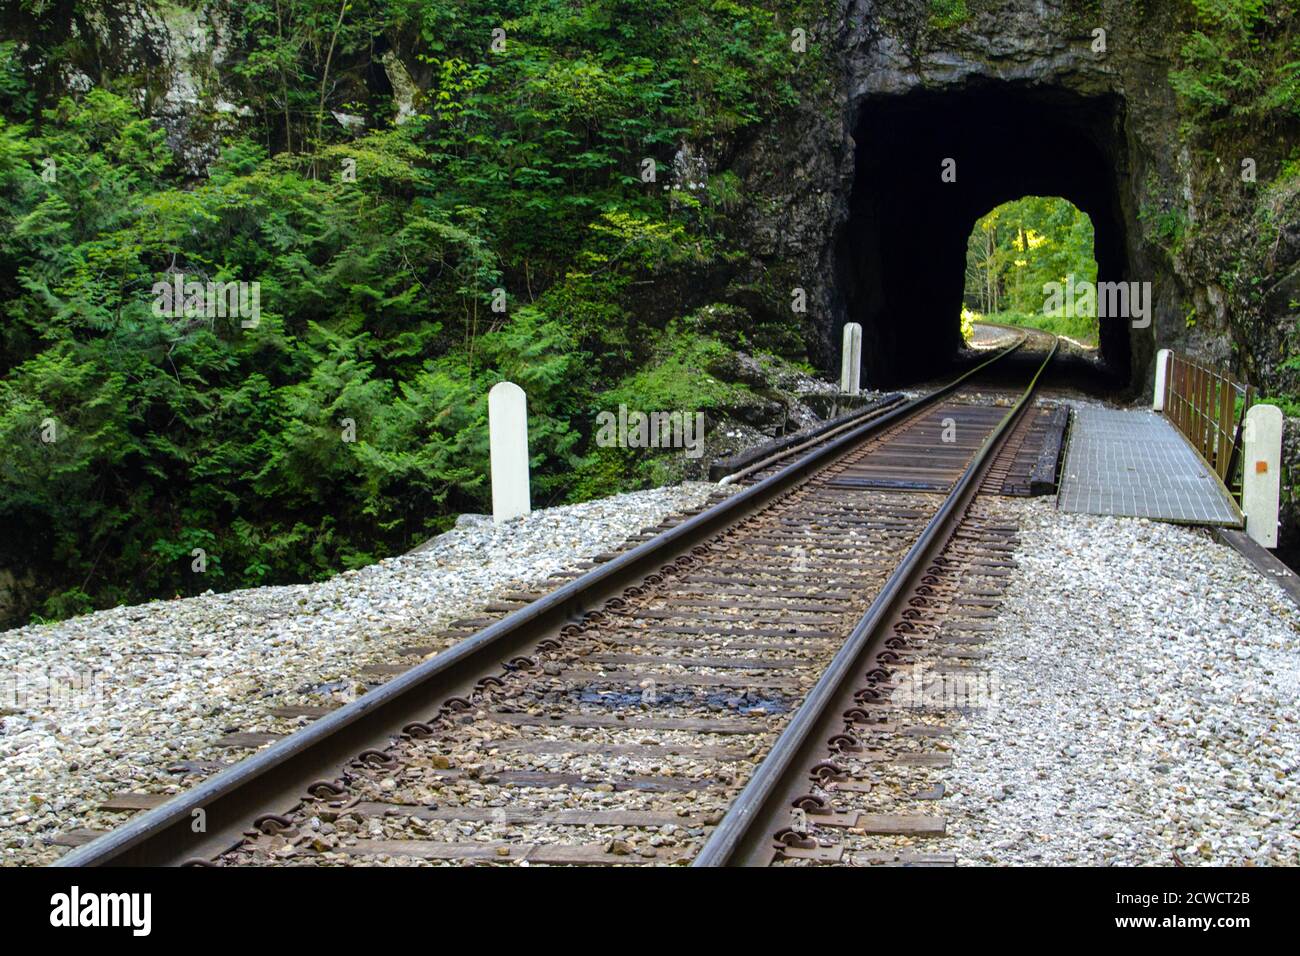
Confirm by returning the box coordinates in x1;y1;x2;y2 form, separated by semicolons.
962;196;1100;348
834;83;1133;389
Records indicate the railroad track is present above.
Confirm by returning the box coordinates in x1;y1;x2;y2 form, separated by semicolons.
55;334;1058;867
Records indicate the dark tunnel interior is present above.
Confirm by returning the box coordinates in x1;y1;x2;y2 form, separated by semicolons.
834;83;1132;389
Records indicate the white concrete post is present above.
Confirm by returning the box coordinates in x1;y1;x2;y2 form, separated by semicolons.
840;322;862;396
1242;403;1283;548
488;381;530;525
1152;348;1172;411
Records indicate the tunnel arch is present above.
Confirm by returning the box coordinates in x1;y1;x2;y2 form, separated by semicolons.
832;81;1133;387
962;195;1099;344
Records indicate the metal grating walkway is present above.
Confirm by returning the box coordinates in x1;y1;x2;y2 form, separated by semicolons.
1057;407;1242;526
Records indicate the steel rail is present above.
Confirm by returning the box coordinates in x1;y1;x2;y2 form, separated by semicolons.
717;396;907;485
54;336;1031;867
691;336;1058;867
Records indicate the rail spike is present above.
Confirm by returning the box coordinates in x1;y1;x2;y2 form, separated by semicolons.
306;779;348;798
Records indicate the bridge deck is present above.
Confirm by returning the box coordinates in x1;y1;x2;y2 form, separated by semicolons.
1057;407;1242;527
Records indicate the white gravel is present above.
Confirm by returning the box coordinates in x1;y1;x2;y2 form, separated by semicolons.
941;497;1300;866
7;464;1297;868
0;482;723;866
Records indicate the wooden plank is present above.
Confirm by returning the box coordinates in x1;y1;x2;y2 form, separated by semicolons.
707;392;906;481
486;711;767;734
348;802;707;828
667;583;857;600
654;598;847;613
1028;405;1069;494
50;828;106;847
698;565;891;581
608;634;836;653
100;792;170;812
640;625;842;640
583;652;812;671
212;731;285;749
487;738;750;760
858;813;946;836
559;668;802;690
343;840;685;864
489;770;713;792
1213;527;1300;609
633;608;846;625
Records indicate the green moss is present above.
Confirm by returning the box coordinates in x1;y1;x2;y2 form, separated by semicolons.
929;0;969;29
1168;0;1298;129
604;332;752;412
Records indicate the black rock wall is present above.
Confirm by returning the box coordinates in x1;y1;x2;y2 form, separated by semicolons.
728;0;1296;396
837;83;1131;385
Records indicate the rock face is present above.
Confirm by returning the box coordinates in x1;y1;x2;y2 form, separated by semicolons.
16;1;1295;392
0;567;37;627
12;2;1300;530
728;0;1298;392
9;1;241;175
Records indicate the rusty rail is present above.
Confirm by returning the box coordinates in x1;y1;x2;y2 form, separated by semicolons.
1163;352;1255;487
54;338;1031;867
692;338;1058;866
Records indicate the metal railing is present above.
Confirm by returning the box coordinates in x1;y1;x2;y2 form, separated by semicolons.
1162;352;1255;488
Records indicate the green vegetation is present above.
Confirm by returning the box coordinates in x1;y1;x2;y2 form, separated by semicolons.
1167;1;1300;405
961;196;1100;345
0;2;819;621
1163;2;1300;533
1169;0;1300;127
929;0;970;30
1165;2;1300;428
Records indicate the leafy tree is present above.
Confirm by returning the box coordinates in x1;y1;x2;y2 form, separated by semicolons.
0;1;815;621
962;196;1099;343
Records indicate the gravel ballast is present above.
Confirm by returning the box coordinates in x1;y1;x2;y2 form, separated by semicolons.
4;471;1297;867
0;483;723;866
938;496;1300;866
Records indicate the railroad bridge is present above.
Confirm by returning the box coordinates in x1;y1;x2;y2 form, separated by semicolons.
48;331;1290;869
